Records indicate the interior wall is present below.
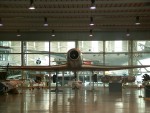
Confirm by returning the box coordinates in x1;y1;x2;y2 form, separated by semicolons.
0;31;150;41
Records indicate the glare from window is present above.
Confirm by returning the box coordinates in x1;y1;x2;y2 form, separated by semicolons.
67;42;75;51
115;41;122;52
92;41;98;52
139;58;150;72
137;41;145;51
45;42;49;51
41;56;49;65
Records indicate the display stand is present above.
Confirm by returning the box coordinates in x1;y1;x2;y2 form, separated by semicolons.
145;85;150;98
109;83;122;92
51;72;63;93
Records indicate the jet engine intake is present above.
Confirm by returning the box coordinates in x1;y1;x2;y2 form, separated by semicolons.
67;48;82;69
69;49;79;60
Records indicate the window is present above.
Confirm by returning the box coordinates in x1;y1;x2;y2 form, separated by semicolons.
78;41;103;52
50;41;75;52
105;41;128;52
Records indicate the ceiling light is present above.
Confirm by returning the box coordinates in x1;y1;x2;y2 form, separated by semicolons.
89;29;93;37
51;30;55;37
0;18;3;26
126;29;130;37
29;0;35;10
43;17;48;26
89;17;94;26
16;30;21;37
90;0;96;10
135;16;141;25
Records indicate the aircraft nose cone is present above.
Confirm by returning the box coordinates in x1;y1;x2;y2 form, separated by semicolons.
69;50;79;59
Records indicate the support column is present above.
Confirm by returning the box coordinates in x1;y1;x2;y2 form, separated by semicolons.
128;40;133;76
103;41;106;88
75;40;78;48
62;71;64;88
21;41;25;93
49;41;51;89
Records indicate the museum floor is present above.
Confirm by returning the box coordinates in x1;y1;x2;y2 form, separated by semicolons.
0;87;150;113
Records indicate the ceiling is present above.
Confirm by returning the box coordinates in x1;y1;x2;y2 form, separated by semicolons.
0;0;150;33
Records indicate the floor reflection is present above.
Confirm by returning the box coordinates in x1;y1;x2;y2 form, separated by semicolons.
0;88;150;113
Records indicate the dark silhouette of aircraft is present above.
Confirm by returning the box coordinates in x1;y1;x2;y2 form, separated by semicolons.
1;48;150;92
2;48;150;71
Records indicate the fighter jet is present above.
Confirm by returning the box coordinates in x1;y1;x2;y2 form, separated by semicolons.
1;48;150;92
1;48;150;72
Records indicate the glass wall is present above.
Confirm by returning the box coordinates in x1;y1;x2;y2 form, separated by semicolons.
104;41;129;76
0;40;150;87
50;41;75;52
23;41;49;66
105;41;128;52
23;41;49;53
132;40;150;76
24;54;49;66
50;53;67;65
78;41;103;65
133;41;150;52
105;53;128;66
0;41;21;66
79;41;103;52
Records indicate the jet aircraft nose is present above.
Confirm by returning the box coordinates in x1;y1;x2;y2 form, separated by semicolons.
69;49;79;60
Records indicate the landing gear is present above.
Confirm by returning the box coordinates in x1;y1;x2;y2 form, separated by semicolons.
51;72;63;93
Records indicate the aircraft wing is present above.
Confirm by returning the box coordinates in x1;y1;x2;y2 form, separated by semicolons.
1;65;68;71
1;48;150;72
81;65;150;71
1;64;150;72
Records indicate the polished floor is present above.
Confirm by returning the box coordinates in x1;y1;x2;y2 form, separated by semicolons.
0;87;150;113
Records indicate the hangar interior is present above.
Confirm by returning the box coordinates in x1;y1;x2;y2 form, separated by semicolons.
0;40;150;88
0;0;150;89
0;1;150;113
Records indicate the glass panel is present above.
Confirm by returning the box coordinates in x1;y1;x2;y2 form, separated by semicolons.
133;53;150;72
105;53;128;66
78;41;103;52
0;41;10;46
133;53;150;65
50;53;67;65
82;53;103;65
0;41;21;53
133;41;150;52
49;71;74;87
61;71;74;87
10;41;21;53
24;54;49;66
23;41;49;53
50;41;75;52
105;41;128;52
0;54;21;66
78;71;92;86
